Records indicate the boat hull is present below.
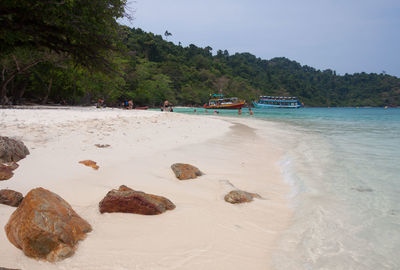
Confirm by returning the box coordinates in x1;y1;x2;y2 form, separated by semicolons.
253;102;301;109
204;101;245;109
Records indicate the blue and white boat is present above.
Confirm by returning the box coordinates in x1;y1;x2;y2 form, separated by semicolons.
253;96;303;108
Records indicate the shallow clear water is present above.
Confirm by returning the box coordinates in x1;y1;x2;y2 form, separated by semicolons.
173;107;400;270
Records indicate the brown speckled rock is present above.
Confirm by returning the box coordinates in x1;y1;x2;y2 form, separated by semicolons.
0;167;13;181
224;190;261;204
171;163;203;180
99;185;175;215
0;136;29;163
0;189;23;207
5;188;92;262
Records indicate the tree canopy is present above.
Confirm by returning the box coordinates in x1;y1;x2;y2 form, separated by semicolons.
0;0;128;72
1;7;399;107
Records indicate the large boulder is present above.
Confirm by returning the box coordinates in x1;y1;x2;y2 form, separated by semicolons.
0;136;29;163
0;189;23;207
171;163;203;180
224;190;261;204
99;185;175;215
5;188;92;262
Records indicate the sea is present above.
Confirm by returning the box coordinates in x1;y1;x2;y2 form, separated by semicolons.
173;107;400;270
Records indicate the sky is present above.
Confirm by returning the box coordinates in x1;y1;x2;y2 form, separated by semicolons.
122;0;400;77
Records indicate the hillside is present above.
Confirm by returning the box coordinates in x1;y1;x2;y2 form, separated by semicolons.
2;26;400;107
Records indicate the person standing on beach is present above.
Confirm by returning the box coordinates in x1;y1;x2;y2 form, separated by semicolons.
163;100;169;111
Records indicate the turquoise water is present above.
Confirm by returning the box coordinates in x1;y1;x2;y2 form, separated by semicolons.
173;107;400;269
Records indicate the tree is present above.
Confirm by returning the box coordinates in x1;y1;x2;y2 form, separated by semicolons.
164;30;172;40
0;0;129;72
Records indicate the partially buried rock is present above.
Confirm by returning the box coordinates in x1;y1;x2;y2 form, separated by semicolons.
171;163;203;180
0;136;30;163
79;160;99;170
99;185;175;215
0;189;23;207
224;190;261;204
5;187;92;262
94;144;110;148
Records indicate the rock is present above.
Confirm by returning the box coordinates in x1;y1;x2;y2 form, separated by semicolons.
94;144;110;148
0;189;23;207
171;163;203;180
0;267;20;270
0;162;19;181
0;167;14;181
224;190;261;204
5;187;92;262
1;162;19;171
79;160;99;170
99;185;175;215
0;136;30;163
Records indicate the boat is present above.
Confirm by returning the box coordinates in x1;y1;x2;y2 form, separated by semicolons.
204;94;245;109
134;106;149;110
253;96;303;109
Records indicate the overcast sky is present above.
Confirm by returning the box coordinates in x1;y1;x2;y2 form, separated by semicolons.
123;0;400;77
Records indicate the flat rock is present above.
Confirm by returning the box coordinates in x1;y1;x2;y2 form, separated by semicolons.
5;187;92;262
94;144;110;148
79;160;99;170
224;190;261;204
0;136;29;163
0;189;23;207
99;185;175;215
0;267;20;270
171;163;203;180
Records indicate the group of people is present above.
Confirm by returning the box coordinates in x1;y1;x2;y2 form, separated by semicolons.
122;100;134;110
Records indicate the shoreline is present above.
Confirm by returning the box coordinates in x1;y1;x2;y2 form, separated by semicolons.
0;107;292;270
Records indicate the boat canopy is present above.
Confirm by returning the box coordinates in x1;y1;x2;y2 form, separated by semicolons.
259;96;298;100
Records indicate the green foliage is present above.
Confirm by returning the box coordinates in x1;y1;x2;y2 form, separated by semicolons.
0;0;128;73
1;22;399;107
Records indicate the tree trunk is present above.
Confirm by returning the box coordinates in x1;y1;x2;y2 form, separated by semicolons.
42;77;53;104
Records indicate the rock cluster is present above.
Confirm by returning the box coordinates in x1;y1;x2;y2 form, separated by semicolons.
5;188;92;262
0;189;24;207
0;136;29;163
171;163;203;180
224;190;261;204
99;185;175;215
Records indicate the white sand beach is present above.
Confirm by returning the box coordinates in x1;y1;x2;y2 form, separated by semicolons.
0;107;291;270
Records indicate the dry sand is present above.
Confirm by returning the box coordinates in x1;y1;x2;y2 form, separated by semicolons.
0;107;291;270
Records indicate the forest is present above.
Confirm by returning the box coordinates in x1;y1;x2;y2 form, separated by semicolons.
1;1;399;107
